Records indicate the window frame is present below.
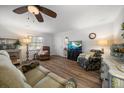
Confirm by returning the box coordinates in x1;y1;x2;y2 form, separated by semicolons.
28;36;43;51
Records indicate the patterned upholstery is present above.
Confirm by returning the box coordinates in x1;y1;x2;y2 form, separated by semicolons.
77;50;103;71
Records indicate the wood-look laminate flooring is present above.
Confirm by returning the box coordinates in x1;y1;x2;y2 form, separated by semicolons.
39;56;102;88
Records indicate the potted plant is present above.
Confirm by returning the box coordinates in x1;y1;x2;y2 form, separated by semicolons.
14;40;21;49
121;23;124;30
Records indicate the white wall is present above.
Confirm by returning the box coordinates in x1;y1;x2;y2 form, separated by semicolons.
0;24;19;39
54;23;114;57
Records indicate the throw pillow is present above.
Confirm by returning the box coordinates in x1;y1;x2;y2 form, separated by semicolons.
21;61;40;73
65;78;77;88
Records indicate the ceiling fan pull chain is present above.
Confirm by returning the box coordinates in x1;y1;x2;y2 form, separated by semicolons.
27;12;30;20
26;12;30;27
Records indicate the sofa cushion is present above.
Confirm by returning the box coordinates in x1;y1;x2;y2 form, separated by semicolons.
48;72;67;85
33;75;64;88
0;50;26;81
65;78;77;88
0;51;13;66
0;50;10;58
24;66;49;87
17;69;27;82
23;82;32;88
0;65;31;88
37;65;50;74
0;50;31;88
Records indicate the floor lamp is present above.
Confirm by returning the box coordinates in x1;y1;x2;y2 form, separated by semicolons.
22;37;31;61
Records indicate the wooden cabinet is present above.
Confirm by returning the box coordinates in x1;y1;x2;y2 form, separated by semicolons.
6;49;21;65
0;38;21;65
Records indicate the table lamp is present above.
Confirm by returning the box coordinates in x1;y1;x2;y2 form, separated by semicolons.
97;39;109;54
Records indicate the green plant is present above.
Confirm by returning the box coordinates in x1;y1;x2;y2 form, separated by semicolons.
121;23;124;30
14;40;21;46
121;32;124;39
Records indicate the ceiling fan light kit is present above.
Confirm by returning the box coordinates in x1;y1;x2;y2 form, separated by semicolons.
27;5;39;15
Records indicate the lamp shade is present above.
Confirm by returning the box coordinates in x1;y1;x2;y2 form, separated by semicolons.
21;37;31;45
97;40;108;46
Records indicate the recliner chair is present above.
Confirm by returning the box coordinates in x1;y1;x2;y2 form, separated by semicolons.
34;46;50;61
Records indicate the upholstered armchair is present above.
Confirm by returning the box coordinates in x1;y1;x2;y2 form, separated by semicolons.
34;46;50;61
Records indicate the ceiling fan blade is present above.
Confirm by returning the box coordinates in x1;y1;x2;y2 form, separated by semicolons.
38;6;57;18
13;6;28;14
35;13;44;22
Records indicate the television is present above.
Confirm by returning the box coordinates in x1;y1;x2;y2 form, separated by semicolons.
68;41;82;50
67;41;82;61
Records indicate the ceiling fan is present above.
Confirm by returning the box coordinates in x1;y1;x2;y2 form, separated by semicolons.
13;5;57;22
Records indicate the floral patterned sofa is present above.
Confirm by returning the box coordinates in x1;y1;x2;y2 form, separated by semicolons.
77;49;103;71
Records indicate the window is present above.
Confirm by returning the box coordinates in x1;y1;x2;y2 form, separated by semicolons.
28;36;43;50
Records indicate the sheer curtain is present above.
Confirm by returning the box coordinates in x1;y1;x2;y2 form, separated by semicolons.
29;36;43;50
28;36;43;59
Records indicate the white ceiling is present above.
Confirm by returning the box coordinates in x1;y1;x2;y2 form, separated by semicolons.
0;5;123;36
